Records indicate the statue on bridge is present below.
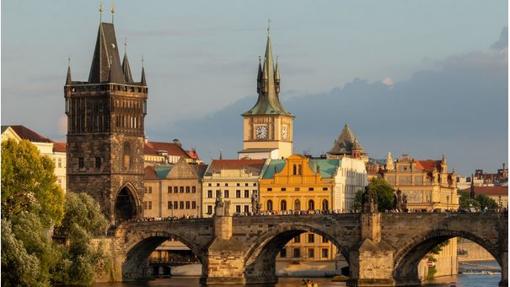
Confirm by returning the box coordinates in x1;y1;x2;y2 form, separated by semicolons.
361;186;378;213
214;194;231;217
393;189;403;212
251;191;260;214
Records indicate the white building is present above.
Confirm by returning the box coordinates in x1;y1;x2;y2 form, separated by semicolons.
331;157;368;212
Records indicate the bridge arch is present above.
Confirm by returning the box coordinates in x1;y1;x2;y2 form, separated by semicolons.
393;229;501;285
243;222;350;284
114;183;140;224
120;230;207;280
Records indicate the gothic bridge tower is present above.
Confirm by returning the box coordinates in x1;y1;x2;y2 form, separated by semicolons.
239;26;294;160
64;17;148;224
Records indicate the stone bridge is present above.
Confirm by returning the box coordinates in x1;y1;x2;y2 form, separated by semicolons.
105;212;507;287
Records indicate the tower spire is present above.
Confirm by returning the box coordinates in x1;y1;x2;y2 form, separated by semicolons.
110;0;115;23
99;0;104;23
140;57;146;85
122;38;133;83
66;57;72;85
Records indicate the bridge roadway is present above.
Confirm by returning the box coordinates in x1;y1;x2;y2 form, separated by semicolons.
103;211;507;287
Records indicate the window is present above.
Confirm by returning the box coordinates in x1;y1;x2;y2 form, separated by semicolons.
179;201;184;209
216;183;220;186
208;183;212;187
207;190;213;198
245;183;249;186
322;187;328;191
244;190;250;198
236;205;241;213
168;186;172;193
186;186;190;193
280;200;287;211
308;200;315;210
308;234;315;243
224;190;229;198
168;201;172;209
236;190;241;198
192;186;196;193
268;188;273;191
293;164;297;175
322;248;329;258
78;157;84;169
192;201;196;209
322;199;329;211
148;201;152;210
216;190;221;198
95;157;101;169
322;236;328;243
207;205;213;214
267;200;273;211
147;187;152;194
294;187;300;191
293;248;301;258
180;186;184;193
58;158;62;168
244;205;249;213
298;165;302;175
237;183;240;186
174;186;178;193
186;201;190;209
294;236;301;243
308;248;315;259
280;248;287;258
308;187;314;191
253;183;257;186
123;142;131;170
294;199;301;211
225;183;229;186
281;187;287;191
174;201;178;209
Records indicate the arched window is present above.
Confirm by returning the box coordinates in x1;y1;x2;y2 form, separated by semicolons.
267;200;273;211
123;142;131;170
280;200;287;211
322;199;329;211
308;199;315;210
294;199;301;211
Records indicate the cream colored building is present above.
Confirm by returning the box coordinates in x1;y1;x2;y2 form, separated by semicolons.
202;159;266;217
1;125;67;192
144;139;201;166
239;30;294;160
332;157;368;212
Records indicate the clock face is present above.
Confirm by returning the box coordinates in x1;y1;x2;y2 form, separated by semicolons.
255;125;268;139
281;125;288;140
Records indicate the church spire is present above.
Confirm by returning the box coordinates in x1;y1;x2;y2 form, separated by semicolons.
140;57;147;85
122;39;134;83
66;57;72;85
243;23;291;116
88;21;124;83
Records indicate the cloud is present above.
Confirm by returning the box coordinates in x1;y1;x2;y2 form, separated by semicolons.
57;114;67;136
491;27;508;50
381;77;394;87
161;31;507;175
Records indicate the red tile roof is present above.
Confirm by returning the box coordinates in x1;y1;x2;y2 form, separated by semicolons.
3;125;52;143
144;166;159;180
415;160;441;171
207;159;266;175
53;142;67;153
144;141;191;158
474;186;508;197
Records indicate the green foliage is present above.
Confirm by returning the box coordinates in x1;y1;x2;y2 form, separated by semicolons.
459;191;498;211
53;192;109;286
352;189;364;212
368;178;395;212
1;139;64;227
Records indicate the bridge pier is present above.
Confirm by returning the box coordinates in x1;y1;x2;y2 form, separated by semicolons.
500;251;508;287
347;213;396;287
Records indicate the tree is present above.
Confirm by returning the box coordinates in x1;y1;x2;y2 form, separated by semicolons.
352;178;395;212
53;192;109;286
1;139;64;227
477;194;498;211
459;191;498;211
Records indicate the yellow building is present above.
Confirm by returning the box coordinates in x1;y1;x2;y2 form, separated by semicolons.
1;125;67;192
239;28;294;160
259;155;337;262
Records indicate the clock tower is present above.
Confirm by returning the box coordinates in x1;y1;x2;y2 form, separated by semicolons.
239;28;294;160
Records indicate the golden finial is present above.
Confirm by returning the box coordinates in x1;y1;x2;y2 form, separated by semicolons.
99;0;104;22
267;18;271;36
67;57;71;67
110;0;115;23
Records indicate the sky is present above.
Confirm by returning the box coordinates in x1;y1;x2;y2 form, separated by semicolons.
1;0;508;175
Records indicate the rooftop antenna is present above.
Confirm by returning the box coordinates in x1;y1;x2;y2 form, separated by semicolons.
110;0;115;23
99;0;104;23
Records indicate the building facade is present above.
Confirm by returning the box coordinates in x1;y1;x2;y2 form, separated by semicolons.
65;19;148;223
201;159;266;217
239;30;294;160
259;155;337;262
1;125;67;192
144;139;200;166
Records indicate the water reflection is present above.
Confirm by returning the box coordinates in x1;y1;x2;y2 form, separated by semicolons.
94;274;500;287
